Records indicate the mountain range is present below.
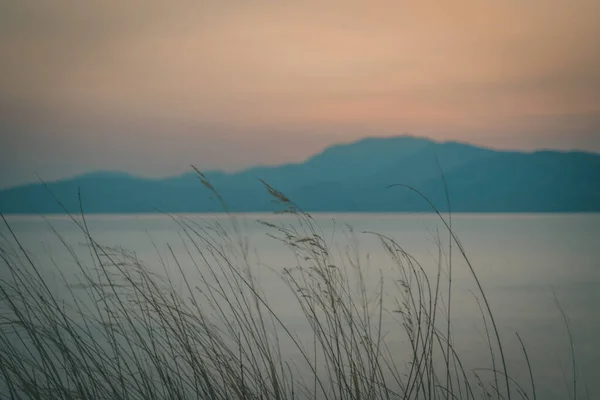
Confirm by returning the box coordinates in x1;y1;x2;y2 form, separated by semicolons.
1;136;599;213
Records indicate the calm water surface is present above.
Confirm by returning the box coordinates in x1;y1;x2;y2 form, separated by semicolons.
4;213;599;399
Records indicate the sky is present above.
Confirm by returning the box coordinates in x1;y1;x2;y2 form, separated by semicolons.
1;0;600;187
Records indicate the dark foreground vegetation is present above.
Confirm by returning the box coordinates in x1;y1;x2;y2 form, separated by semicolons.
0;177;584;399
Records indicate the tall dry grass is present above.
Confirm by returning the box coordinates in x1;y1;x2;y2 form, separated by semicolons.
0;175;578;399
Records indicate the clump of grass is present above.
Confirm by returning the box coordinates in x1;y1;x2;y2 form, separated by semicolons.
0;174;579;399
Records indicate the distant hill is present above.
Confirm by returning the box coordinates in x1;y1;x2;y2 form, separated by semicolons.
1;136;599;213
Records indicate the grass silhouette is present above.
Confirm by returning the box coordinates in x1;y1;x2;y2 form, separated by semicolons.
0;173;581;399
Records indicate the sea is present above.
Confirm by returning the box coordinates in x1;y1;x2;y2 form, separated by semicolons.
2;213;599;399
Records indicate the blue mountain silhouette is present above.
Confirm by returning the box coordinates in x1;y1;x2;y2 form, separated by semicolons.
1;136;599;213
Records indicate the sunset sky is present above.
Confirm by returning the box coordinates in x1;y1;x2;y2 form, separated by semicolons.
2;0;600;187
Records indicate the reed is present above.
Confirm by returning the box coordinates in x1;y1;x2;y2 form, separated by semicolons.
0;174;579;399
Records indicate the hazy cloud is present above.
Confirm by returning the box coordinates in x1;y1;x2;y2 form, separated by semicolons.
2;0;600;186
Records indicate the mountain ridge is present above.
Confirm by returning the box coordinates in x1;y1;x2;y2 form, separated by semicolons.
2;136;599;213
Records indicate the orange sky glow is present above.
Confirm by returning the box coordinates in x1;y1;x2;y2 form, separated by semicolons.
1;0;600;186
